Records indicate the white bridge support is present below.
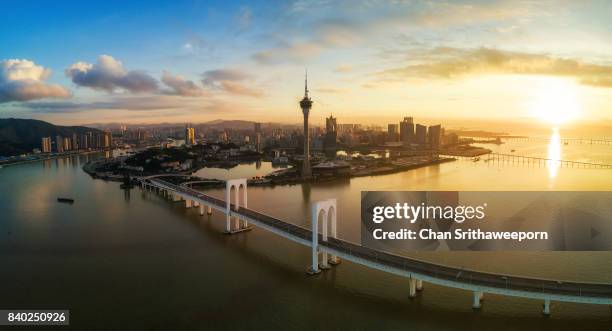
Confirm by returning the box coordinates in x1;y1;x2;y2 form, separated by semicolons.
472;291;484;309
225;179;251;234
409;278;424;299
543;299;551;315
307;199;340;275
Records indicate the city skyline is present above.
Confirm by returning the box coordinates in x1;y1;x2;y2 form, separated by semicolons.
1;1;612;128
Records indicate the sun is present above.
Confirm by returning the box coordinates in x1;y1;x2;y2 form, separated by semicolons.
528;78;582;125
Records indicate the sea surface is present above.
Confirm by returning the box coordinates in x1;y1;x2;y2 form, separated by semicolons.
1;131;611;330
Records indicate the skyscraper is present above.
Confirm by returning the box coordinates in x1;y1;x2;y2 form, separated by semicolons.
185;125;195;146
428;124;442;149
41;137;52;153
103;131;112;148
63;137;71;151
56;135;64;153
254;122;262;153
72;133;79;150
299;71;313;179
387;124;399;142
415;124;427;145
324;114;337;152
400;116;414;145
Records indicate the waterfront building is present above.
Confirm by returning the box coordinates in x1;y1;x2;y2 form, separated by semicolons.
62;137;71;151
387;124;399;142
55;135;64;153
72;133;79;150
415;124;427;145
324;114;337;153
400;116;414;145
103;131;112;148
254;122;262;153
41;137;52;153
428;124;442;149
299;72;313;178
81;133;89;150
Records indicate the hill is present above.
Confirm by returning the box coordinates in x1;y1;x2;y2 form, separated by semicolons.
0;118;100;156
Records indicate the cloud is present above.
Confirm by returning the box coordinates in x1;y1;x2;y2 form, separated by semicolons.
376;47;612;88
161;71;206;96
21;96;185;113
252;0;551;65
0;59;70;103
202;69;263;97
316;87;347;94
65;55;158;93
252;41;322;65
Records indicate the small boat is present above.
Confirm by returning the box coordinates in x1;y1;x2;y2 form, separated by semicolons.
511;149;516;152
57;198;75;204
473;157;480;162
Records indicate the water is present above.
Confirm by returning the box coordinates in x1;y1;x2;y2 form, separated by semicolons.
1;138;611;330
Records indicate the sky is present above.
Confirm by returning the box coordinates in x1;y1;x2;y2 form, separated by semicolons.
1;0;612;128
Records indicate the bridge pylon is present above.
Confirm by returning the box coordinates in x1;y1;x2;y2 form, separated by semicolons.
307;199;340;275
224;178;252;234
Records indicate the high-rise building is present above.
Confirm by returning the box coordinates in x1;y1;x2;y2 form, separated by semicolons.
41;137;52;153
415;124;427;145
299;71;313;179
72;133;79;150
428;125;442;149
81;133;89;150
185;125;195;146
324;114;337;152
63;137;71;151
387;124;399;142
103;131;112;148
56;135;64;153
400;117;414;145
254;123;262;153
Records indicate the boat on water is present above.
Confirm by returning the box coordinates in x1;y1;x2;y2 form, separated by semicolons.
57;198;75;204
511;149;516;152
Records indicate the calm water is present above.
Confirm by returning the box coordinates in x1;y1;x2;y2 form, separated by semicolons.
1;136;612;330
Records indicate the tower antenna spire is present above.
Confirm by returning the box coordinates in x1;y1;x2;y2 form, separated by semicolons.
304;68;309;97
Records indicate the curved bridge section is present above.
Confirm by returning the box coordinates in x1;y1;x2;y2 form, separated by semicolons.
139;177;612;316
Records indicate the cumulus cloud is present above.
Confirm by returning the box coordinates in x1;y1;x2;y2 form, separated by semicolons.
0;59;70;103
65;55;158;93
202;69;263;97
377;47;612;88
161;71;205;96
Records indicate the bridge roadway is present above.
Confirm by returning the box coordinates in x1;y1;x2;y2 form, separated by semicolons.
143;177;612;313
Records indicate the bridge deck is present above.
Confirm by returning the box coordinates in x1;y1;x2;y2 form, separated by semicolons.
147;178;612;303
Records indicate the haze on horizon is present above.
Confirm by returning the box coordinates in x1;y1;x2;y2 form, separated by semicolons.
1;0;612;131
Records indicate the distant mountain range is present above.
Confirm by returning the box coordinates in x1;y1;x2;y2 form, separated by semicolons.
0;118;99;157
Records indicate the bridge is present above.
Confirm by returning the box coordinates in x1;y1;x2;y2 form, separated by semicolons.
500;136;612;145
479;153;612;169
139;175;612;316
